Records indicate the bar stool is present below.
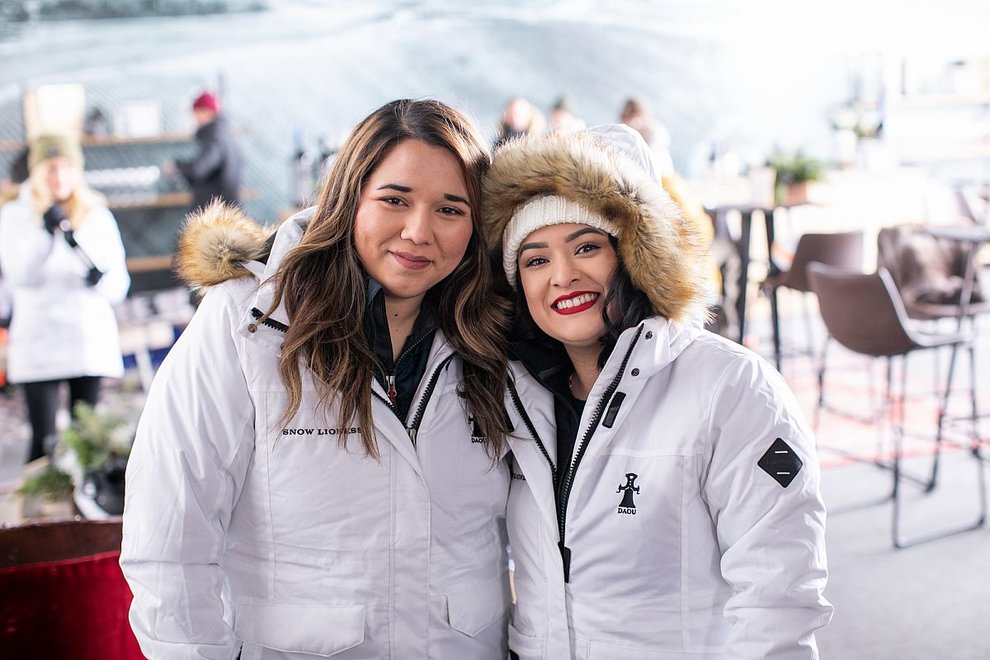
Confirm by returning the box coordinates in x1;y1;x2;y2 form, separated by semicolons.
808;263;986;548
762;230;864;371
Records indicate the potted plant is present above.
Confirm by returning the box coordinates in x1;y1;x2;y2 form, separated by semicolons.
17;465;75;520
765;150;826;206
62;401;132;516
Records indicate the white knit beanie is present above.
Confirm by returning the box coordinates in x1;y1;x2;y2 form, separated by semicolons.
501;194;618;286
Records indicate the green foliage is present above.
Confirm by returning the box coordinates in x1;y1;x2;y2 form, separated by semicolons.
766;151;826;186
62;401;130;471
17;466;74;501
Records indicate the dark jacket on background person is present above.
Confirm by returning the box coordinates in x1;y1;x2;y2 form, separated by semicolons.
177;115;242;211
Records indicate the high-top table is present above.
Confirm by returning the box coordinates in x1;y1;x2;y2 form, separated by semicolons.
706;203;780;345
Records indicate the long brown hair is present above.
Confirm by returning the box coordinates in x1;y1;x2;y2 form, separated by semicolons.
268;99;510;459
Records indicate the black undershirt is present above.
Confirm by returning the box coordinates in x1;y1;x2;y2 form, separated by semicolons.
364;279;437;423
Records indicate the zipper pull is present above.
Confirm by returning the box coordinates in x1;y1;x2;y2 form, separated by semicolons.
386;374;397;405
558;541;572;583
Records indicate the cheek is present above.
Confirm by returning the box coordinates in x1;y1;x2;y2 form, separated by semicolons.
521;282;552;330
352;202;385;243
46;173;63;195
51;168;77;195
351;210;378;264
522;285;542;316
438;221;473;261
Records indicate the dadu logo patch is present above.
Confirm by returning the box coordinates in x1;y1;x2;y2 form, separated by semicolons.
616;472;640;515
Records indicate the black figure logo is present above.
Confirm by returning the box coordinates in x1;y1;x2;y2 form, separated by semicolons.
468;415;485;443
616;472;640;515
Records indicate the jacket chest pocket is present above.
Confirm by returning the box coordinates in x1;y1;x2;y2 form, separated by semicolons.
419;386;509;497
236;602;366;658
259;391;391;552
568;451;693;602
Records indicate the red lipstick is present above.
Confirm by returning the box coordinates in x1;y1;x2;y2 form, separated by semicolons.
552;291;599;315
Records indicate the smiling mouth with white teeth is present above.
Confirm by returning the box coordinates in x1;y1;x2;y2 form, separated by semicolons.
553;292;599;310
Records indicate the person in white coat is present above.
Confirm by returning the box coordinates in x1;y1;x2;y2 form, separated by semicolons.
0;133;130;462
120;99;515;659
483;125;832;659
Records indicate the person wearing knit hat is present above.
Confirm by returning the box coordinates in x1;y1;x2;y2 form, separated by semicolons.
0;132;130;464
165;90;242;211
28;133;84;172
192;91;220;114
485;126;831;658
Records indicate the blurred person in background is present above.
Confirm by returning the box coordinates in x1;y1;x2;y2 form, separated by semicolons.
620;95;674;176
0;134;130;463
547;95;586;132
495;96;545;148
164;91;242;211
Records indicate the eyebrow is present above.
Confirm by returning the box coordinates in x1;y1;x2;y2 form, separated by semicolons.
375;184;471;208
377;184;412;193
565;227;608;242
518;240;548;254
518;227;608;254
444;193;471;207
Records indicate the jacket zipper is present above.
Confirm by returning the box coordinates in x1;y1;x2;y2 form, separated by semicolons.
557;324;643;582
250;307;289;332
385;375;397;405
507;379;557;483
372;353;453;446
378;330;433;414
405;355;454;446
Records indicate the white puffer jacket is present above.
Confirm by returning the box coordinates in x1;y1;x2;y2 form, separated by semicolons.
0;185;129;382
120;212;512;659
504;317;832;659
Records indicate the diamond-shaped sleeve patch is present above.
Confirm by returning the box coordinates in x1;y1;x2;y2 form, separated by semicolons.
757;438;803;488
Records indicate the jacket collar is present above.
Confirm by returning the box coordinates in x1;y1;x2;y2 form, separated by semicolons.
511;315;696;394
242;206;314;332
617;316;696;381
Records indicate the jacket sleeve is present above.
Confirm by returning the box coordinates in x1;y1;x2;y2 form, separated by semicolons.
702;355;833;659
120;281;256;660
78;207;130;303
177;137;224;185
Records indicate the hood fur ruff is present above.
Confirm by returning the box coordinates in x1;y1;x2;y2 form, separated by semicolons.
176;201;272;290
482;130;710;323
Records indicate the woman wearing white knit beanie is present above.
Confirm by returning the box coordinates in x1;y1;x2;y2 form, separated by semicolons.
485;125;832;659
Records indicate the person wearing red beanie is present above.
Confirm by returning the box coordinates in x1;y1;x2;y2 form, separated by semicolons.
166;90;242;211
192;92;220;114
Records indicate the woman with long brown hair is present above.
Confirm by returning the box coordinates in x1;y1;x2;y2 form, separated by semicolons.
121;99;513;659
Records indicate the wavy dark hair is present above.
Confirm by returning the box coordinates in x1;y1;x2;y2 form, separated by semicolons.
267;99;510;459
511;237;652;369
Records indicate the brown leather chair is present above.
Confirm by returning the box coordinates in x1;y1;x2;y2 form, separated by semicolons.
762;230;864;371
808;263;986;548
877;224;990;322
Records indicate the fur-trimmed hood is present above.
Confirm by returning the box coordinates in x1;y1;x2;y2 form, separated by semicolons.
481;129;710;323
175;201;274;290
